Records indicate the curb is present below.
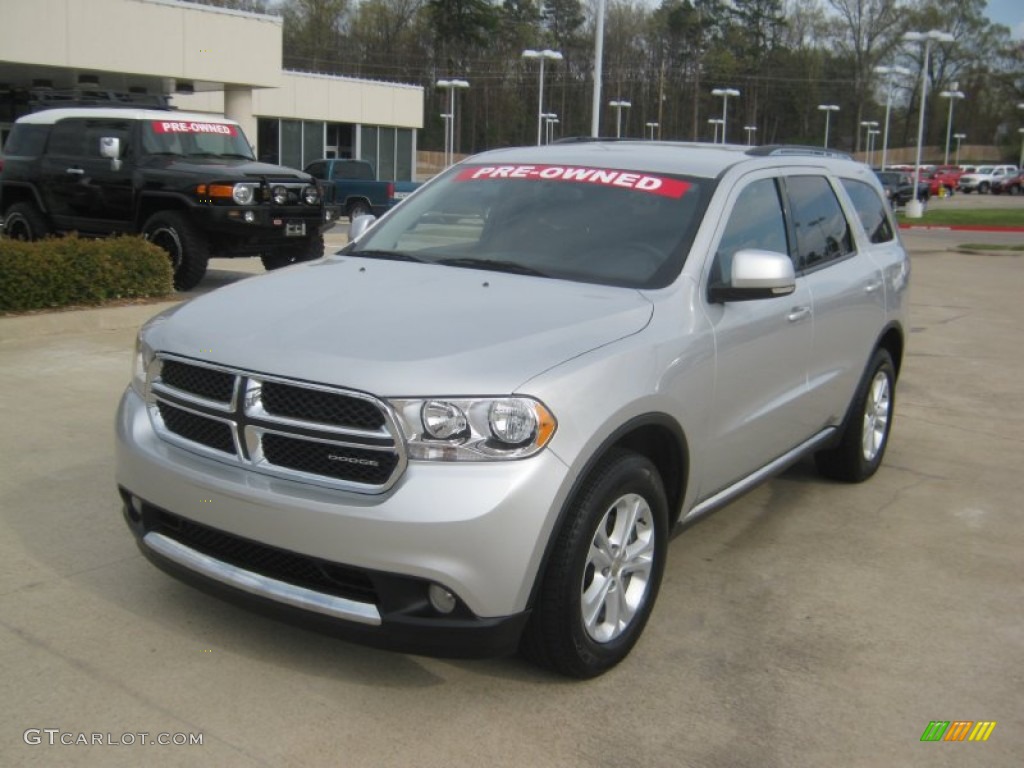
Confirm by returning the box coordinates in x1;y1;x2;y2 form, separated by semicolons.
899;223;1024;232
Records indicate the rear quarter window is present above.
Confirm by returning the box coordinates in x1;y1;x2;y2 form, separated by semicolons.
3;124;51;157
840;178;895;244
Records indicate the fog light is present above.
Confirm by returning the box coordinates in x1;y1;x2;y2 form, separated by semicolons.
428;583;457;614
128;495;143;522
272;185;289;205
243;211;255;223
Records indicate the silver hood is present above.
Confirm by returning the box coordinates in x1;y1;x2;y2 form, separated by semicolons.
146;255;654;395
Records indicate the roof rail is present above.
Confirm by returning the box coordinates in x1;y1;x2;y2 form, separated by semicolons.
28;87;174;112
747;145;853;160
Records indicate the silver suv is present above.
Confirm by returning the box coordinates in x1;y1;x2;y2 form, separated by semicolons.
116;141;909;677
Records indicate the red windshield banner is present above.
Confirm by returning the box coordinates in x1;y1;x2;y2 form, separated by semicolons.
456;165;691;198
151;121;237;136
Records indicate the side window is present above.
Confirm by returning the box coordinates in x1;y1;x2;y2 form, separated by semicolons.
47;119;90;156
711;178;789;285
840;178;895;244
784;175;854;271
305;161;326;179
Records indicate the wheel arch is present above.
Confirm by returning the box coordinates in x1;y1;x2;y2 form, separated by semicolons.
135;193;192;230
525;413;689;610
0;182;48;215
876;323;904;380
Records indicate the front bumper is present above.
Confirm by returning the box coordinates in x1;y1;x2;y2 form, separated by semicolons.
115;387;570;657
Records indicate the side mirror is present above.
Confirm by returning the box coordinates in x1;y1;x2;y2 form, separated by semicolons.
708;249;796;303
348;214;377;242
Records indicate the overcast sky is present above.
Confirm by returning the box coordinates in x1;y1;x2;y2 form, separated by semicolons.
984;0;1024;39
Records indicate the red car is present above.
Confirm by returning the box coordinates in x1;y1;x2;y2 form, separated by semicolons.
922;166;962;196
991;171;1024;195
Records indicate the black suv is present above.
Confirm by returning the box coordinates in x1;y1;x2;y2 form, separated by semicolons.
0;96;336;289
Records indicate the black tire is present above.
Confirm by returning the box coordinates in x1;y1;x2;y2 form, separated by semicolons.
979;181;990;194
3;201;50;241
522;449;668;678
142;211;209;291
260;233;324;271
346;200;371;220
815;348;896;483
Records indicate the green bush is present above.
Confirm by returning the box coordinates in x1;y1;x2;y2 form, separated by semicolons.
0;235;173;312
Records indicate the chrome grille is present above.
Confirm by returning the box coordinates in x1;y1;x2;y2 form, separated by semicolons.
147;355;405;493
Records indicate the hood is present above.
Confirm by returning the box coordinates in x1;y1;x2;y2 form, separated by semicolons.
147;256;654;395
142;156;312;181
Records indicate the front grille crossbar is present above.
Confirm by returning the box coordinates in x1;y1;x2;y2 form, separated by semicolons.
146;355;406;493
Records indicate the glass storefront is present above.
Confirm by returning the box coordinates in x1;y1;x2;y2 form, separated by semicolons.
257;118;415;179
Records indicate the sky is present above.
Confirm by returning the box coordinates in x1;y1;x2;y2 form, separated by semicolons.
985;0;1024;40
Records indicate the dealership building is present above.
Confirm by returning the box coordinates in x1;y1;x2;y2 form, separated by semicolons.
0;0;424;180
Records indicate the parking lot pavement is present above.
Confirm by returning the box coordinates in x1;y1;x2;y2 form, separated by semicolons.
1;235;1022;767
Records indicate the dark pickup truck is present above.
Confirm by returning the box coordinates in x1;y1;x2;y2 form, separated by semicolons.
304;159;421;220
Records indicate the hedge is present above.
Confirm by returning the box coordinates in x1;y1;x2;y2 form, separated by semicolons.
0;235;173;313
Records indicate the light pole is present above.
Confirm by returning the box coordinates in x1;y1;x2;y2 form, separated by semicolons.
522;49;562;146
940;86;965;165
859;120;878;160
543;113;559;144
591;0;606;137
744;125;757;145
903;29;955;218
1019;127;1024;170
645;121;659;140
873;65;912;170
868;129;880;166
439;113;452;167
953;132;966;165
707;118;723;143
436;79;469;167
711;87;740;143
609;99;631;138
818;104;840;147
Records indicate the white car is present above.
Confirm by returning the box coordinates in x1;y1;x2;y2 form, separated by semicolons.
958;165;1019;194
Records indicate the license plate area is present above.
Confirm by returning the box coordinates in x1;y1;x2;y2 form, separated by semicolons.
285;221;306;237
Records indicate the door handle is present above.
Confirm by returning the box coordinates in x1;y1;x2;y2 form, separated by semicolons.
65;168;85;175
787;306;811;322
864;280;882;294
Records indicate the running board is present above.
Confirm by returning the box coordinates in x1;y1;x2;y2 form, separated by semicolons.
677;428;836;529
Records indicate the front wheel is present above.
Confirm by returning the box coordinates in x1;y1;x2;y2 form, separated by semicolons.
815;348;895;483
142;211;209;291
522;449;668;678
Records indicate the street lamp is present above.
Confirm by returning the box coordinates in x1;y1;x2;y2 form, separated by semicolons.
744;125;757;145
1019;127;1024;170
860;120;878;161
868;129;880;166
543;113;559;144
711;87;740;143
903;29;955;218
873;65;912;170
436;79;469;167
645;121;659;140
939;86;965;165
952;132;966;165
522;49;563;146
609;99;631;138
818;104;840;147
707;118;723;143
439;113;452;167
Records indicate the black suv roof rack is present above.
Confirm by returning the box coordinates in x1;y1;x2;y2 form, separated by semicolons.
29;87;174;112
747;145;853;160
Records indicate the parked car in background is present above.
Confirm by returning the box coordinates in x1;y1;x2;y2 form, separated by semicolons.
991;170;1024;195
304;158;421;220
118;141;909;678
874;170;929;206
927;165;963;195
958;165;1019;194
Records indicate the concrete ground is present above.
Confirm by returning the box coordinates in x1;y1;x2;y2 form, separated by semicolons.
0;226;1021;767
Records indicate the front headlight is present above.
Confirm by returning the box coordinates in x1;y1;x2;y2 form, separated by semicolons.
232;183;257;205
303;185;320;205
390;396;556;461
131;332;157;398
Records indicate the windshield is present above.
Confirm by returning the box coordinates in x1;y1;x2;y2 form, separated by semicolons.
346;163;708;289
141;119;254;159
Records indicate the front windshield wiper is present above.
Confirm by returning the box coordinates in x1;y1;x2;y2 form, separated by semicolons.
437;257;549;277
185;152;253;159
350;249;425;263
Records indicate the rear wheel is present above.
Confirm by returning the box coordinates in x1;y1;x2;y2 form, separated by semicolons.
3;202;50;241
142;211;209;291
522;449;668;678
815;348;895;483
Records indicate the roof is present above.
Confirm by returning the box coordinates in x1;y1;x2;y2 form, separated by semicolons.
465;140;861;181
16;108;241;125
